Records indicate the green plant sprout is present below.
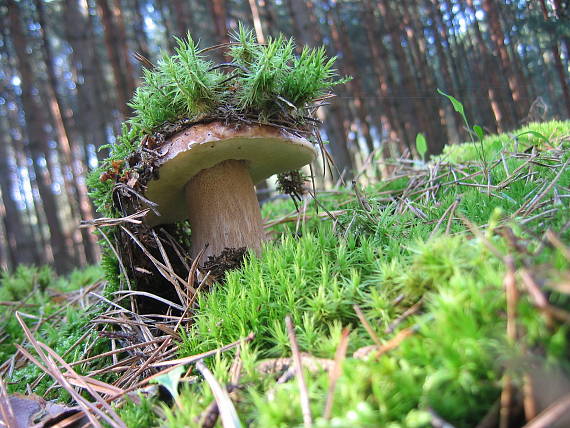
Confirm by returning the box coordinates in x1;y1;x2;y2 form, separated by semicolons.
415;132;427;161
437;88;488;173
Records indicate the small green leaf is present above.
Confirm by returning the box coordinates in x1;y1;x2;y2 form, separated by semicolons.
437;88;464;115
416;133;428;160
515;130;549;143
151;365;185;400
473;125;484;141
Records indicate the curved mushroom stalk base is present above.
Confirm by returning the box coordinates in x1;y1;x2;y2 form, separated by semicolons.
185;160;266;265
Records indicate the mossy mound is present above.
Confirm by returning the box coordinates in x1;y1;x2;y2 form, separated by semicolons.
3;122;567;427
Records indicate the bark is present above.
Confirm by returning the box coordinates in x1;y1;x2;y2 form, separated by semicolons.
482;0;529;120
552;0;570;60
131;0;151;61
466;0;513;132
286;0;320;48
248;0;266;43
172;0;194;38
359;0;410;152
96;0;135;118
539;0;570;116
7;0;74;273
210;0;230;44
36;0;99;264
399;0;448;153
328;3;374;154
377;0;432;154
64;0;109;161
426;0;461;138
0;118;35;268
284;0;354;178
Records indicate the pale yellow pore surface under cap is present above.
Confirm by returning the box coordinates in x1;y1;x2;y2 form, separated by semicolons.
144;121;317;226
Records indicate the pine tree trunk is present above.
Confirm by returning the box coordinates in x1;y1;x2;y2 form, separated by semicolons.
466;0;513;132
539;0;570;116
377;0;432;154
482;0;529;121
248;0;266;43
358;0;410;153
210;0;230;44
286;0;320;48
399;0;448;153
64;0;110;162
36;0;99;265
328;3;374;154
172;0;194;37
97;0;134;118
284;0;354;179
0;119;36;268
131;0;151;61
426;0;462;139
7;0;74;273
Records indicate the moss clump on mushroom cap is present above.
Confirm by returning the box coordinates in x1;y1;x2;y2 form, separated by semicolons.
88;25;347;219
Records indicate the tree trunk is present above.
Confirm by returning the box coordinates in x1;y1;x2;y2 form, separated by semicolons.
539;0;570;116
466;0;513;132
328;2;374;154
482;0;529;121
64;0;110;162
286;0;320;48
36;0;99;264
426;0;461;139
210;0;230;44
248;0;266;43
399;0;448;153
131;0;151;62
172;0;194;38
7;0;74;273
0;117;36;269
96;0;135;118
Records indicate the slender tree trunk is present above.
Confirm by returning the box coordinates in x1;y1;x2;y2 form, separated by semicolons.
287;0;354;179
7;0;74;273
552;0;570;61
328;3;374;154
210;0;230;44
248;0;266;43
172;0;194;38
64;0;110;163
377;0;432;154
97;0;134;118
482;0;529;121
36;0;99;264
358;0;410;153
286;0;320;48
131;0;151;61
426;0;462;138
539;0;570;116
0;117;36;268
466;0;512;132
399;0;448;153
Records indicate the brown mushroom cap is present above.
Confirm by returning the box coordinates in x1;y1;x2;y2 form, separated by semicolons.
144;121;317;226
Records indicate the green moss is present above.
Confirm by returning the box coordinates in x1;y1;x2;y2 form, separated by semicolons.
162;121;570;427
0;265;111;400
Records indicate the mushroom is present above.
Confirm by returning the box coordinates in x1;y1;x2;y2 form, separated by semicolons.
144;121;317;264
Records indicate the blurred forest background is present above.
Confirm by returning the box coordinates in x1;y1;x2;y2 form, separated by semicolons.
0;0;568;274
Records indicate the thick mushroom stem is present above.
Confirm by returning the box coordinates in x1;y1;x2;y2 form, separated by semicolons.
185;159;266;264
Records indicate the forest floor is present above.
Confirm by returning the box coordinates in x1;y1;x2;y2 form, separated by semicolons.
1;120;570;427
